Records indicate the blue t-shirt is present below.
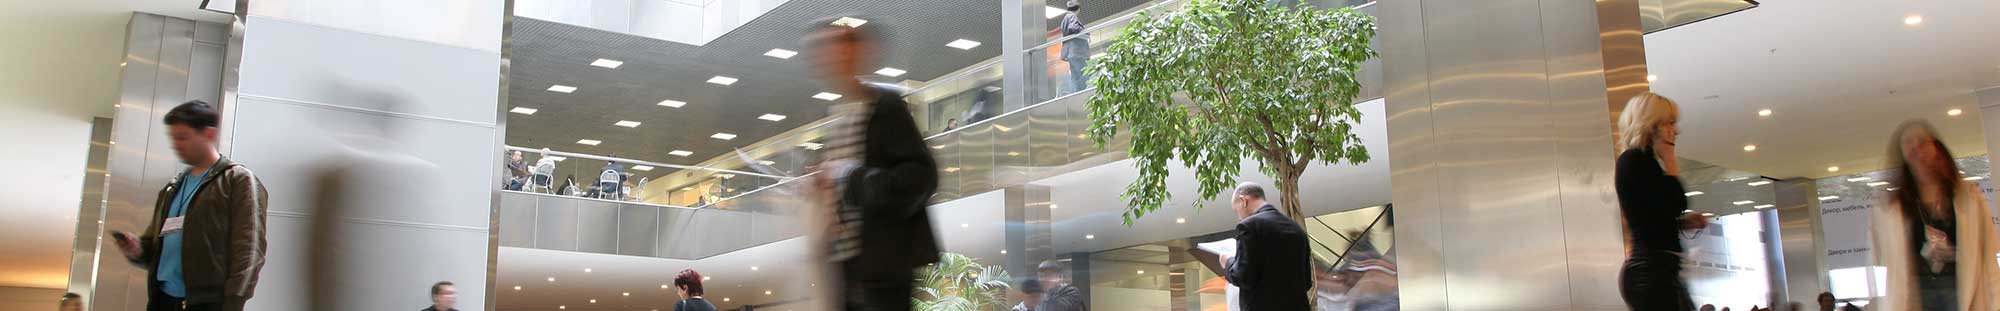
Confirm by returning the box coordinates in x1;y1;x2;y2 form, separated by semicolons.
158;167;211;298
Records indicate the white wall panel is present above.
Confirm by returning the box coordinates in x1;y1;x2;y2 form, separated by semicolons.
238;17;500;125
247;0;503;52
229;15;499;310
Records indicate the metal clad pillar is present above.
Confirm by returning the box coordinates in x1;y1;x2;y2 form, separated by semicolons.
1382;0;1643;309
1775;179;1826;306
1005;185;1054;287
1001;0;1049;112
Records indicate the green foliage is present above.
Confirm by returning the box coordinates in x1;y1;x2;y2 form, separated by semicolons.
912;253;1013;311
1085;0;1376;225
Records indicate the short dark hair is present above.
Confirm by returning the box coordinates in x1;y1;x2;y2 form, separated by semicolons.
1235;182;1265;200
431;281;454;295
1018;278;1044;294
807;16;881;47
674;269;705;296
164;100;220;130
61;292;81;305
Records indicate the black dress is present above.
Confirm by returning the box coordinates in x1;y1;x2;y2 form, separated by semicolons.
1614;148;1694;311
674;297;717;311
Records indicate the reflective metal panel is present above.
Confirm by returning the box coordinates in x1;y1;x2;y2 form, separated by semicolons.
573;201;619;253
994;113;1033;183
534;196;578;251
617;205;660;256
960;124;995;195
1383;0;1638;309
932;133;962;201
1029;96;1071;167
1776;179;1826;305
498;196;536;247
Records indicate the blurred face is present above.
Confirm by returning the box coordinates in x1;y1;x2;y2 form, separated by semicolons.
1901;128;1949;183
166;124;217;165
1818;295;1835;309
1653;115;1679;151
60;299;82;311
1232;194;1255;219
1039;270;1061;289
810;28;866;87
511;151;522;160
432;285;457;309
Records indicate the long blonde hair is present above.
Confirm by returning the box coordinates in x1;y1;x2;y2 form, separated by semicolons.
1617;92;1680;151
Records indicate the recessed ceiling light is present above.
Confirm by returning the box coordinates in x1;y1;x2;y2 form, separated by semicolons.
661;284;669;289
1732;200;1754;205
614;120;642;128
1866;181;1890;187
875;67;907;77
590;299;597;304
1826;166;1840;172
759;114;787;121
547;277;556;282
1084;234;1095;239
1045;6;1065;19
799;142;824;150
764;48;798;59
1049;204;1058;209
514;286;522;290
1645;74;1658;82
669;150;693;157
943;167;962;172
756;160;775;165
702;276;711;281
946;39;982;50
658;100;687;108
1742;144;1757;152
583;268;593;273
559;306;566;310
750;265;759;271
576;139;601;146
831;17;868;27
1137;270;1146;275
1818;196;1840;201
623;292;630;297
1007;152;1021;156
764;290;773;295
633;165;654;171
547;85;577;93
1904;15;1923;25
707;76;739;85
510;107;538;115
1684;191;1704;197
590;58;624;69
1967;176;1987;181
1753;204;1775;209
1757;109;1772;117
1847;177;1872;182
960;223;970;228
723;298;731;302
1175;217;1186;224
1947;108;1963;116
711;133;737;140
813;92;843;101
1747;180;1772;186
1000;249;1007;254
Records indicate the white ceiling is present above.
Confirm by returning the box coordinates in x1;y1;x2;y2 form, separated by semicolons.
0;0;229;289
1646;0;2000;180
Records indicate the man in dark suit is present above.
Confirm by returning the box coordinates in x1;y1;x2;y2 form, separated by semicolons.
1222;182;1311;311
807;17;943;311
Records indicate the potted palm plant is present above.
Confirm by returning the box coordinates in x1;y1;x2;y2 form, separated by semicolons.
912;253;1014;311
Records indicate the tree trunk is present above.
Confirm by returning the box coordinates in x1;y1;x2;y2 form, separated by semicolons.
1277;171;1306;223
1275;169;1315;310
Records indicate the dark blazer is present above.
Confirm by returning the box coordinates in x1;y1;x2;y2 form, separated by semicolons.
1223;204;1311;311
1614;148;1688;254
842;85;942;276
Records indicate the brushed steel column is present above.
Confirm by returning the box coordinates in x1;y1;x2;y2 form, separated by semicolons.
1382;0;1642;309
1775;179;1826;306
1005;185;1054;286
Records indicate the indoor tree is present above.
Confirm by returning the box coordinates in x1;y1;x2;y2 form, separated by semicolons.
912;252;1013;311
1084;0;1376;224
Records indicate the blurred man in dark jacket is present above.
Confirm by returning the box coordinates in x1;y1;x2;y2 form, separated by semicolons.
1038;261;1088;311
807;17;942;311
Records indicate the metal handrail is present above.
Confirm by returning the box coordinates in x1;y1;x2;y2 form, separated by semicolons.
503;146;794;180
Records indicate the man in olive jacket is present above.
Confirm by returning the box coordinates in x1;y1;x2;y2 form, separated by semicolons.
114;101;269;311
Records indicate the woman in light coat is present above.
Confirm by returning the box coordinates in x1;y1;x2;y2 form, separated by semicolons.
1870;120;2000;310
